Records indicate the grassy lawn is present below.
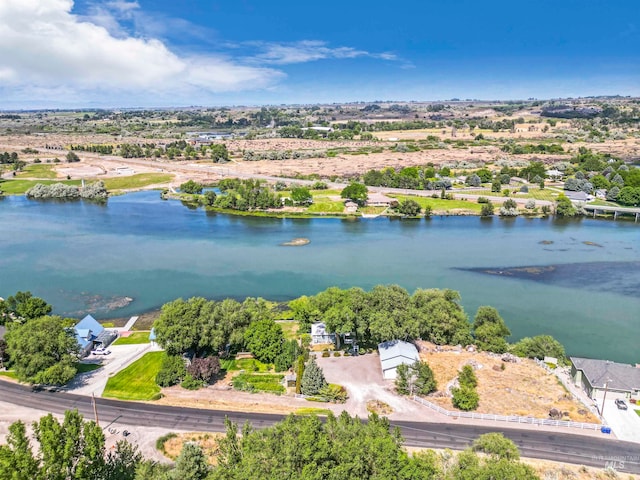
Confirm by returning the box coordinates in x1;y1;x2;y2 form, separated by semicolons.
390;195;482;213
101;173;173;190
307;200;345;213
112;331;151;345
220;357;272;372
232;373;284;394
16;164;57;179
102;351;164;401
0;179;81;195
635;410;640;418
77;363;102;374
296;407;332;416
360;206;387;215
0;371;18;379
277;320;299;340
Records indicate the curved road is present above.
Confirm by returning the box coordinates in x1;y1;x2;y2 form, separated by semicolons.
1;381;637;473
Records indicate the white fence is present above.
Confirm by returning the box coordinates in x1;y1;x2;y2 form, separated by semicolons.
411;396;602;430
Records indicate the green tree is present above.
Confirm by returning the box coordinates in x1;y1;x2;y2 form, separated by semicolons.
480;202;494;217
472;433;520;460
244;318;284;364
66;151;80;163
472;306;511;353
180;180;203;194
451;385;479;411
340;182;368;205
511;335;565;361
413;361;437;395
210;144;230;163
555;194;577;217
290;186;312;204
5;316;79;385
156;355;186;387
204;190;217;206
171;443;210;480
491;179;501;193
5;291;52;320
0;421;39;480
458;365;477;388
395;363;411;395
397;199;421;216
300;356;327;395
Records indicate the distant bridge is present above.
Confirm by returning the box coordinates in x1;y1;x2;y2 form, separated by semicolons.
583;204;640;222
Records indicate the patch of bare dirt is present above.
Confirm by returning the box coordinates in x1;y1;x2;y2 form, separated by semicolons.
417;342;598;423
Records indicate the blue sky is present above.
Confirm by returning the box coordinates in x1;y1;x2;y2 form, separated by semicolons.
0;0;638;108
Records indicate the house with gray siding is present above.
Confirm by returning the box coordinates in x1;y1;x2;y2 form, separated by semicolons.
571;357;640;401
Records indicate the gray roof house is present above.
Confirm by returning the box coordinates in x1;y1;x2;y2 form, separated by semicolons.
571;357;640;400
378;340;419;380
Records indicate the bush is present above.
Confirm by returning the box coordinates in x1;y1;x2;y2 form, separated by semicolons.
156;432;177;452
187;356;221;384
452;385;479;411
156;355;186;387
321;351;330;357
477;196;489;204
480;202;494;217
459;365;478;388
472;433;520;460
333;352;341;357
181;374;205;390
319;383;347;403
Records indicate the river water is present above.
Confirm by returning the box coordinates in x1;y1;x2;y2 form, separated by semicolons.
1;191;638;363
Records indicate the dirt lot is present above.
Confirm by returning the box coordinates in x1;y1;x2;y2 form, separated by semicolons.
418;342;599;423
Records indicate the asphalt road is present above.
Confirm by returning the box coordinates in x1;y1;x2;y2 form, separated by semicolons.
1;381;638;473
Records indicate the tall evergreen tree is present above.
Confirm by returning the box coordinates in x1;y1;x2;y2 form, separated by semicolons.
300;357;327;395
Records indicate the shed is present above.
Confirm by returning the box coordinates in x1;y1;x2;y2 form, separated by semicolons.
378;340;420;380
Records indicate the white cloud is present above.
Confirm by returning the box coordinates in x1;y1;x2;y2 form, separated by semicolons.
0;0;283;105
247;40;399;65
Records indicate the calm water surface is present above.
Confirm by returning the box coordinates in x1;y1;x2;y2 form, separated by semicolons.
1;191;638;363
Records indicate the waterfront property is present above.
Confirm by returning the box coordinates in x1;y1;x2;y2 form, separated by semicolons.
378;340;419;380
74;315;117;356
571;357;640;401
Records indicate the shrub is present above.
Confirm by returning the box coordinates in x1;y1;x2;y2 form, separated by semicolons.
181;374;205;390
477;196;489;204
459;365;478;388
480;202;494;217
319;383;347;403
472;433;520;460
322;351;330;357
452;385;479;411
333;352;341;357
156;355;186;387
187;356;221;384
156;432;177;452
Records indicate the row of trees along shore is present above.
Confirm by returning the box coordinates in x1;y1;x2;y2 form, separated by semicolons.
0;285;566;388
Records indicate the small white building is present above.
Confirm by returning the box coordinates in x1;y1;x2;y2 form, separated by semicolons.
378;340;420;380
311;322;336;345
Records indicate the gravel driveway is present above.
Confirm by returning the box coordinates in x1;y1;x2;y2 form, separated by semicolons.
315;353;441;421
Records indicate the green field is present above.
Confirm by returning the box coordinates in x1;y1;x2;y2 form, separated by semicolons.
102;351;164;400
232;373;284;394
0;179;82;195
16;164;57;179
390;195;483;213
112;331;152;345
102;173;173;190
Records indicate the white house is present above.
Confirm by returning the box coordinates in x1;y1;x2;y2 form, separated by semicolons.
378;340;420;380
311;322;336;345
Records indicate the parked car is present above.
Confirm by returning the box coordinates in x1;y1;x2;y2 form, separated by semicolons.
615;399;628;410
93;348;111;356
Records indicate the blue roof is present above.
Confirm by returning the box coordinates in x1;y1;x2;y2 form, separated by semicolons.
75;315;104;335
74;315;104;349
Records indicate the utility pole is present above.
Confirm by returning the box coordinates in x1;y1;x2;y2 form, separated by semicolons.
600;381;610;417
92;393;100;427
